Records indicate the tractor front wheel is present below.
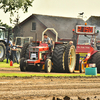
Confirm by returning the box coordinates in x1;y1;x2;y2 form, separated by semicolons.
45;59;52;73
20;58;27;71
64;44;76;73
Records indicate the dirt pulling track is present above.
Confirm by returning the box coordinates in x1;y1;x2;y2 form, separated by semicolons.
0;68;100;100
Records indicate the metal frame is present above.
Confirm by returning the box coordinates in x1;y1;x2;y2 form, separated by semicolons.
42;28;58;42
76;25;95;35
15;37;33;46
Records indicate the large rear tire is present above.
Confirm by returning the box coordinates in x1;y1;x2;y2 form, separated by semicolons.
20;43;29;59
92;52;100;73
64;44;76;73
0;42;6;62
52;45;67;72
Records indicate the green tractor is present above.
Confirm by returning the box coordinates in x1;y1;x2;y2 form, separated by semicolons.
0;26;7;61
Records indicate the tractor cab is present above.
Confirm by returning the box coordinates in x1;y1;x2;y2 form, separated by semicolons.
0;26;6;40
0;26;7;62
76;35;96;54
78;35;94;46
15;37;33;47
73;23;100;73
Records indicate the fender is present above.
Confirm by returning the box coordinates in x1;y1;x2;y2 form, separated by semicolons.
85;50;98;61
91;50;98;56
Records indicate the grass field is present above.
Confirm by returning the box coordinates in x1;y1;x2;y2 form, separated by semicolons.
0;60;100;77
0;73;100;77
0;60;19;68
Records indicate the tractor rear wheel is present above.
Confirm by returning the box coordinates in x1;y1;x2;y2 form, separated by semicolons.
20;58;27;71
92;52;100;73
0;42;6;62
64;44;76;73
45;59;52;73
52;45;67;72
20;43;29;59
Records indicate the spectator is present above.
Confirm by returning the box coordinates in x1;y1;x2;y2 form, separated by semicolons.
11;42;19;64
6;43;11;63
69;41;73;45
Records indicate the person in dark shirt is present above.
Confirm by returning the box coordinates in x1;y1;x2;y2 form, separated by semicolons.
6;43;11;63
11;42;19;64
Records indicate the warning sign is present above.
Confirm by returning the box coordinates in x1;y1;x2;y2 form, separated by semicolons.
79;53;87;60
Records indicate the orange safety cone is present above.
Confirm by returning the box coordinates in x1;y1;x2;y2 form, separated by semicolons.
10;60;13;66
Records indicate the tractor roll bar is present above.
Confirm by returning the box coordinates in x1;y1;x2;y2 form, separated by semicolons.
42;28;58;42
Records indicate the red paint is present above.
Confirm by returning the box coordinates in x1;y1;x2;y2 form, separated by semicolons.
72;29;75;32
76;44;98;54
40;43;48;46
40;61;45;64
76;45;92;53
28;43;49;65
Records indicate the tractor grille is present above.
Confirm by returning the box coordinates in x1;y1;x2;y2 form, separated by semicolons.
30;52;38;60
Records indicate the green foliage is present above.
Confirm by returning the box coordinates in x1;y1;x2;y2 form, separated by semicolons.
0;20;13;38
0;0;34;14
0;0;34;23
0;19;12;29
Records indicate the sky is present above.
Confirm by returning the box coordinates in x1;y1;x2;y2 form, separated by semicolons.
0;0;100;26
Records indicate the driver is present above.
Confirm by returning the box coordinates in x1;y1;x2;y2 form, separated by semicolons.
43;33;51;49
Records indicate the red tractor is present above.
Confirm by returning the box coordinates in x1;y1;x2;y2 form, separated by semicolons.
20;28;76;73
72;23;100;73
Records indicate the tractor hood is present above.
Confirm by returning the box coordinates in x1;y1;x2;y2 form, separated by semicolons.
29;45;49;52
76;45;98;61
35;46;49;51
